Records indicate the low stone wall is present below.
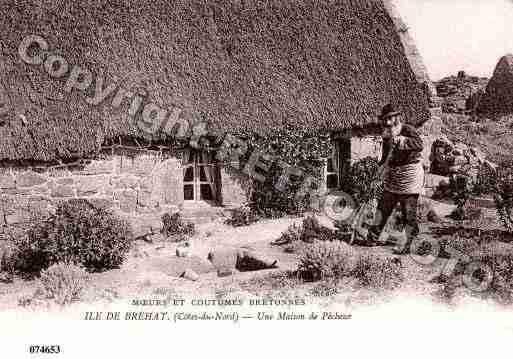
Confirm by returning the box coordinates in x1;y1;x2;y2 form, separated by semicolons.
0;148;250;237
0;148;184;236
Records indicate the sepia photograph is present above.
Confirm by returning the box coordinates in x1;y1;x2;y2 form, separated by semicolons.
1;0;512;357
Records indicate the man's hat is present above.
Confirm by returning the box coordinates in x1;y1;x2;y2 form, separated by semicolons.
379;104;402;121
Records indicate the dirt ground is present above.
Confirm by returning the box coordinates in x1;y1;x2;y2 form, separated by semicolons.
1;198;512;313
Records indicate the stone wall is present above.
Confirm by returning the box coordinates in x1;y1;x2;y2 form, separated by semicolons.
0;148;185;236
220;166;249;207
0;148;249;237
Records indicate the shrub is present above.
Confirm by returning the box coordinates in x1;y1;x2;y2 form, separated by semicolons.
12;199;132;274
417;197;436;223
272;223;303;246
297;241;355;282
493;165;513;233
249;162;318;219
273;216;336;246
438;247;513;305
38;262;89;306
161;212;195;237
301;215;337;242
449;206;466;221
473;163;497;196
341;157;382;206
427;209;441;223
449;174;473;208
224;205;260;227
0;241;17;278
480;253;513;304
447;174;477;220
352;254;404;291
432;180;451;200
223;129;330;219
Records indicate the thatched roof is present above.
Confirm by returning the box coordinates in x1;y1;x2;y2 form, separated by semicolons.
0;0;430;162
478;54;513;117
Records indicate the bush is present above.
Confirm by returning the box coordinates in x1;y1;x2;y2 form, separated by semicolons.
272;223;303;246
417;197;436;223
493;165;513;233
438;246;513;305
38;262;89;306
473;163;497;196
297;241;355;281
224;205;260;227
272;216;337;246
301;215;337;242
432;180;451;200
12;199;132;274
0;241;16;277
449;206;466;221
352;254;404;291
342;157;383;206
249;163;319;219
480;253;513;304
161;212;195;237
449;174;473;208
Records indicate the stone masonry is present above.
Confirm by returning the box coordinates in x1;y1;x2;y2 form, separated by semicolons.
0;148;248;237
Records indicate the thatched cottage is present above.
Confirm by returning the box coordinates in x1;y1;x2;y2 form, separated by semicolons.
0;0;441;233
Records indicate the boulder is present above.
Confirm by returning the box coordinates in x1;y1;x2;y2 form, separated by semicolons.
176;242;193;257
180;268;199;281
207;247;278;272
430;137;495;177
477;54;513;116
427;209;441;223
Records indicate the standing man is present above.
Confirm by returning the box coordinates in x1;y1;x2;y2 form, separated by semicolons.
367;104;425;254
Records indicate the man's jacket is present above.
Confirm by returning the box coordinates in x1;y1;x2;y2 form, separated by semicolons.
379;124;424;168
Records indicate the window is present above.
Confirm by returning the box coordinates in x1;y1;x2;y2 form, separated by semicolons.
183;150;218;203
324;145;340;191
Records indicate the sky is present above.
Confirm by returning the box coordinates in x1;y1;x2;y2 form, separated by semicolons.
394;0;513;80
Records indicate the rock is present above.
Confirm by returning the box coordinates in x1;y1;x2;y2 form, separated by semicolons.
427;209;441;223
51;185;74;198
76;175;107;196
181;268;199;281
0;174;15;189
16;171;46;188
464;201;485;221
477;54;513;116
449;207;466;221
121;175;139;189
425;174;449;189
208;247;278;272
117;189;137;213
236;249;278;271
137;190;153;208
88;198;114;210
430;137;491;177
56;178;74;185
217;267;234;277
176;243;192;258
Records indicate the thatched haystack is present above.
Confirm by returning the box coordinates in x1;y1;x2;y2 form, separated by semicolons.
478;54;513;117
0;0;430;162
